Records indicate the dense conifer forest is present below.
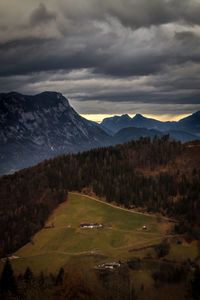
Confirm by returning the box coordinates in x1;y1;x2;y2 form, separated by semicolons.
1;136;200;258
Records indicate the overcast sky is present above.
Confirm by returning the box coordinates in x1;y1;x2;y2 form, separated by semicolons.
1;0;200;120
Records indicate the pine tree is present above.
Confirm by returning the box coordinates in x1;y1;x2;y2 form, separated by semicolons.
55;267;64;286
0;259;17;293
23;267;33;284
190;266;200;299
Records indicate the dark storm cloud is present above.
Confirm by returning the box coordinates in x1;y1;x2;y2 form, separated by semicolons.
73;89;200;105
30;3;56;26
107;0;200;28
1;24;200;78
0;37;50;51
1;0;200;77
0;0;200;115
58;0;200;29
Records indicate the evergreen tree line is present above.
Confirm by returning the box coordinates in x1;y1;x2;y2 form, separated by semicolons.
1;256;200;299
0;136;200;257
0;259;137;300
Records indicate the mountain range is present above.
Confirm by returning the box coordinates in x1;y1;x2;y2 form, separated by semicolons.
0;91;199;175
101;112;200;136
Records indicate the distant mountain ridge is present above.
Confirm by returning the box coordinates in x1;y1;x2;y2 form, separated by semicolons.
0;91;199;176
100;112;200;136
113;127;198;144
0;91;110;175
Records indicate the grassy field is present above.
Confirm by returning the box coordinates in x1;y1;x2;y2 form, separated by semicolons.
0;193;171;273
1;192;198;277
1;193;199;299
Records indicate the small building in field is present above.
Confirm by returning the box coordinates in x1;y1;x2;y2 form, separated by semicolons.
96;262;121;270
80;222;103;229
104;262;120;269
142;225;147;230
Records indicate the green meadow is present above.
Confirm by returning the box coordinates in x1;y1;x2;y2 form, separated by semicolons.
1;193;198;276
1;193;199;300
3;193;171;273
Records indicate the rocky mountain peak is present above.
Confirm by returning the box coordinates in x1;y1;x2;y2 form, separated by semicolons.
133;113;144;119
0;91;110;176
121;114;131;119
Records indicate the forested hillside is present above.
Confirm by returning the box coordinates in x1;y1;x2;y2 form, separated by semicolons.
1;136;200;257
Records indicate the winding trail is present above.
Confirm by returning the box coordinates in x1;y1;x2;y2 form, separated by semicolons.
70;192;178;223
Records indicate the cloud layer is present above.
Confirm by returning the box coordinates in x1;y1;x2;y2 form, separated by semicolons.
0;0;200;116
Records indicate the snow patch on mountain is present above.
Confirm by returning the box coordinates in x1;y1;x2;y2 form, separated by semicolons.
0;91;110;176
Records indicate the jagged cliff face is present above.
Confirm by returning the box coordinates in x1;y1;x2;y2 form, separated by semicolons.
0;91;110;175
